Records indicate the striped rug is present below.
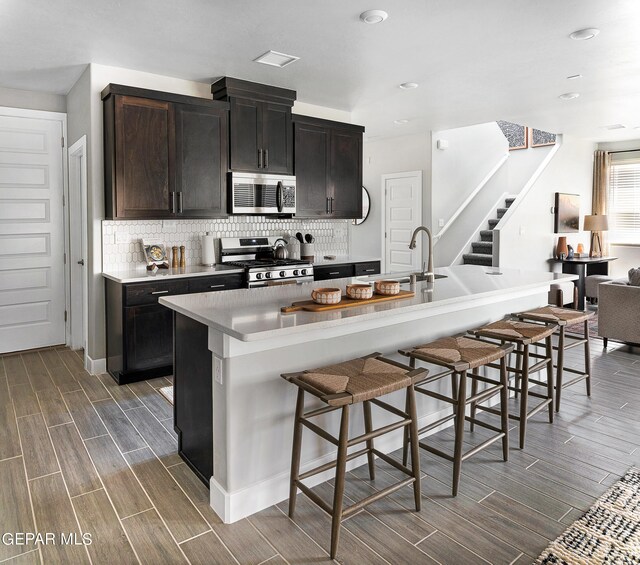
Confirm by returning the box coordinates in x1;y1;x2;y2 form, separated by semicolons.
536;466;640;564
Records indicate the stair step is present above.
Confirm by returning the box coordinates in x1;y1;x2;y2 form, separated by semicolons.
480;230;494;242
505;197;516;207
472;241;493;254
488;218;499;229
463;253;493;266
497;207;508;218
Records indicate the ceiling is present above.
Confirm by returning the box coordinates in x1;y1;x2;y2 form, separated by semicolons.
2;0;640;141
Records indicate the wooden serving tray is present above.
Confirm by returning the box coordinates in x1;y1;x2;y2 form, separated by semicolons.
281;290;415;313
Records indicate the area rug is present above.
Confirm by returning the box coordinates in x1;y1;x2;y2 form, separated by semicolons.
158;385;173;405
536;466;640;564
566;310;599;339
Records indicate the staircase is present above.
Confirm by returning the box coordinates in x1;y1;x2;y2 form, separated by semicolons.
462;196;515;266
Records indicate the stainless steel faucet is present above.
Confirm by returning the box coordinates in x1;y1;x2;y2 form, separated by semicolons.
409;226;434;283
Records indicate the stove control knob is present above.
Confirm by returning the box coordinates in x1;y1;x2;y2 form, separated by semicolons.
301;269;307;276
293;269;299;276
256;273;263;280
279;270;286;278
265;272;272;279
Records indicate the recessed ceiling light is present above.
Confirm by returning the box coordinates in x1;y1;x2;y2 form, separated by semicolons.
399;82;419;89
359;10;388;24
558;92;580;100
253;50;300;68
569;28;600;40
394;119;409;125
567;74;583;80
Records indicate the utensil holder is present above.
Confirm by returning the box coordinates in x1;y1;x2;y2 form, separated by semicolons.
301;243;315;262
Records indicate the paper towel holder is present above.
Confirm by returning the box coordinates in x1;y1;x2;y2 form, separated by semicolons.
200;232;217;266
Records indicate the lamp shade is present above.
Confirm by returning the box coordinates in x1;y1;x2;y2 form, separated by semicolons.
583;214;609;231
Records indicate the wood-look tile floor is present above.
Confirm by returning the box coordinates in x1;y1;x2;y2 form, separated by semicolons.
0;339;638;564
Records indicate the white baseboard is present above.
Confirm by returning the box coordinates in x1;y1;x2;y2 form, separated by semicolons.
85;355;106;375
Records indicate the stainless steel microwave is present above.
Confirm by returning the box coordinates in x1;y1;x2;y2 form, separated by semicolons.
229;172;296;215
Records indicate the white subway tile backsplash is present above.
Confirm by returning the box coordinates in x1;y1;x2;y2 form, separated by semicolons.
102;217;350;269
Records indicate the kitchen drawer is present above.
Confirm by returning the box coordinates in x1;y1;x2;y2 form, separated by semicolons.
314;264;355;281
354;261;381;276
188;274;244;293
124;280;189;306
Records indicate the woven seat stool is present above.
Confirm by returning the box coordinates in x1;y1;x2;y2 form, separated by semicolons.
399;335;513;496
468;318;558;449
281;353;427;560
514;306;594;412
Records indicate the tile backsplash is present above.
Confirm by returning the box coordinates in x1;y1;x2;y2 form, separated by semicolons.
102;217;350;270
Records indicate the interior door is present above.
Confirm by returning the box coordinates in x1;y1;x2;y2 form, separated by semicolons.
384;171;423;273
0;112;66;353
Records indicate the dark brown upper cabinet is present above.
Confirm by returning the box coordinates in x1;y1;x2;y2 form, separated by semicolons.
293;115;364;219
211;77;295;175
102;84;229;219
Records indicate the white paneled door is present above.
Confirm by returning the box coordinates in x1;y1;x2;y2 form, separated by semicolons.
384;171;423;272
0;112;66;353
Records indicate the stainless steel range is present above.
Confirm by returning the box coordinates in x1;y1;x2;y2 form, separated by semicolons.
220;237;314;288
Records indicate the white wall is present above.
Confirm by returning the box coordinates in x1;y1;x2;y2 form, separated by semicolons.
293;101;351;123
498;135;597;271
351;132;431;260
0;85;66;113
508;143;554;193
598;139;640;278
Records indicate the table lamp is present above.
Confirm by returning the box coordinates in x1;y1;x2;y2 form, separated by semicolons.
583;214;609;258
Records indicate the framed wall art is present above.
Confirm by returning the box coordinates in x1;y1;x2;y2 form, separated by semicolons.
496;121;528;150
531;128;557;147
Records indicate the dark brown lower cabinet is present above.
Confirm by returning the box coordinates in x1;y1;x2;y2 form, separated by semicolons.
124;304;174;373
313;260;381;281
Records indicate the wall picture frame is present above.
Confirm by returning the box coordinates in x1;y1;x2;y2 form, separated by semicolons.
531;128;557;148
496;121;528;150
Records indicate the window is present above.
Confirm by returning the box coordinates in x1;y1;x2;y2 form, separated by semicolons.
609;156;640;244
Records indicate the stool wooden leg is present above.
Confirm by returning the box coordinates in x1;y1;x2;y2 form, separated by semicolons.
330;405;350;560
499;357;509;462
402;392;410;467
470;370;478;432
556;327;565;412
407;385;422;511
546;335;554;422
452;371;466;497
514;342;523;399
584;320;592;397
363;400;375;480
289;388;305;518
518;345;529;449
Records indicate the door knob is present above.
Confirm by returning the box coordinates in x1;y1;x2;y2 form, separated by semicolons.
77;259;85;266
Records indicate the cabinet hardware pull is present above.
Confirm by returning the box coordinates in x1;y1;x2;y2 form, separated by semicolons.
264;149;269;168
363;269;375;272
151;290;169;295
329;272;340;275
178;192;183;213
209;284;225;289
170;192;177;213
326;197;330;214
258;149;263;168
330;197;334;214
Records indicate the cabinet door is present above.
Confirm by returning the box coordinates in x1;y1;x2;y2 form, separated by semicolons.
294;122;330;217
115;96;174;218
314;264;355;281
175;104;228;217
229;97;260;172
262;102;293;174
124;304;173;372
329;129;362;219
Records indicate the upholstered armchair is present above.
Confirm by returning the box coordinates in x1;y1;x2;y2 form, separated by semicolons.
598;281;640;347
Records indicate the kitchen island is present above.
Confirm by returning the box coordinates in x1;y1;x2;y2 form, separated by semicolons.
160;265;576;523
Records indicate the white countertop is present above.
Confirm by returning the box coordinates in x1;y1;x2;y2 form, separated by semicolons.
102;264;244;284
160;265;577;342
312;255;381;266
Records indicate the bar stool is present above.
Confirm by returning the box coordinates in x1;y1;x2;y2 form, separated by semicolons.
468;319;557;449
281;353;427;560
513;306;594;412
399;335;513;496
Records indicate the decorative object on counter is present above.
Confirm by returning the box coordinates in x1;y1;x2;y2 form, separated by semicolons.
374;280;400;295
577;243;584;254
301;242;315;262
583;213;609;258
311;287;341;305
352;186;371;226
143;241;169;269
567;244;574;259
346;283;373;300
273;238;289;260
172;246;179;269
180;245;186;268
555;236;568;260
201;232;216;266
281;289;415;313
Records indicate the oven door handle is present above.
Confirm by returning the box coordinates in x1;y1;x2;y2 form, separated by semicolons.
276;181;284;213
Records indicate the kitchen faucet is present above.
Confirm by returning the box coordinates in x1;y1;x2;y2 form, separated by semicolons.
409;226;434;283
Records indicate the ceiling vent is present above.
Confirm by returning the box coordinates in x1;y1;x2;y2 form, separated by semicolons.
253;50;300;68
601;124;626;130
